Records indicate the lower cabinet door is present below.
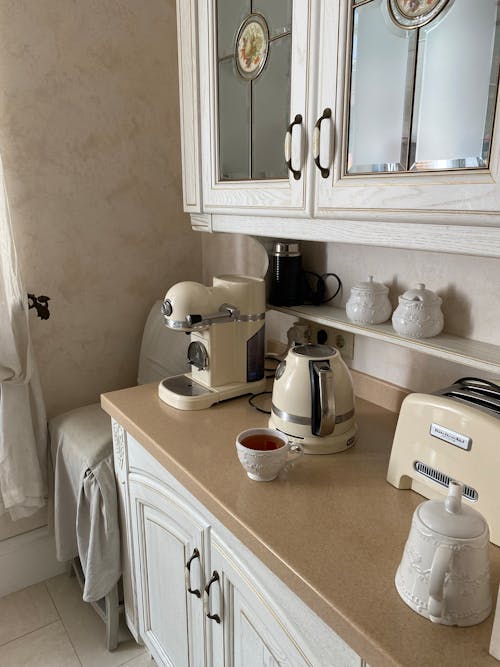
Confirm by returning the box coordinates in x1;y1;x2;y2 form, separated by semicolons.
209;537;311;667
129;477;209;667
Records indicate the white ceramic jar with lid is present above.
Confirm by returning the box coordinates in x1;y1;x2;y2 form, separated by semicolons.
391;283;444;338
395;480;491;626
345;276;392;325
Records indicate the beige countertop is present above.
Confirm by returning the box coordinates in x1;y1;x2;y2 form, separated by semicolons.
101;382;500;667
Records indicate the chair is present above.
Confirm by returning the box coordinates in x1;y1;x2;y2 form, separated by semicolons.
49;300;189;649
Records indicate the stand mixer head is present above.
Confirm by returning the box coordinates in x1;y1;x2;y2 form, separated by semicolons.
158;275;266;410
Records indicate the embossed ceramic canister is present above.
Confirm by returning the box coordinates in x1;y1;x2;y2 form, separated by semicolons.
345;276;392;325
392;283;444;338
395;481;492;626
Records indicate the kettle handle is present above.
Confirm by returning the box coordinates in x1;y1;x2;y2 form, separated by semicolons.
428;544;453;622
312;363;336;437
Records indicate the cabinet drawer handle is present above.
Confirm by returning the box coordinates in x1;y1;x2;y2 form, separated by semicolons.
203;570;221;623
313;108;332;178
185;547;201;598
284;114;303;181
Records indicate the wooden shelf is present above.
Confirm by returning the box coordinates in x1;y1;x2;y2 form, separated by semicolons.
269;304;500;375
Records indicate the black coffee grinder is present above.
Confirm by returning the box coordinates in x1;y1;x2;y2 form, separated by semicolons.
269;241;304;307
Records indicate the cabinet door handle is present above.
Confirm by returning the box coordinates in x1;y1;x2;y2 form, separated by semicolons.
203;570;221;623
313;108;332;178
185;547;201;598
284;114;303;180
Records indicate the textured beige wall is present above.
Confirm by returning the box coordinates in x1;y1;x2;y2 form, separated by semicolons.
0;0;202;420
0;1;202;539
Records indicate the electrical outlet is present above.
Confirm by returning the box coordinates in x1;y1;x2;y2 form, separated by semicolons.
300;320;354;361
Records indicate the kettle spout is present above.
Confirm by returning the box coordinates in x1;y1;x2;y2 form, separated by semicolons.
445;480;464;514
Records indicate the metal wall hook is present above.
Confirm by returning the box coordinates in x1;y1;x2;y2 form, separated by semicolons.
27;293;51;320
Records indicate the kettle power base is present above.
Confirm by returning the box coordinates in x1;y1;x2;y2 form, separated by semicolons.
269;420;358;454
159;374;267;411
297;430;356;455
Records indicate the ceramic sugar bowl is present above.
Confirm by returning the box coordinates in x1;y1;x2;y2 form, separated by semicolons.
392;283;444;338
345;276;392;325
395;481;492;627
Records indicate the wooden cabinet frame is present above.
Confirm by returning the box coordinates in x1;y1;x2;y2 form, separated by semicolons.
176;0;500;257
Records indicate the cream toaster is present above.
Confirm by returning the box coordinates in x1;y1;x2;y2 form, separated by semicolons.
387;377;500;546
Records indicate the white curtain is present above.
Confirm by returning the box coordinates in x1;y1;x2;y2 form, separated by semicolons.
0;157;47;520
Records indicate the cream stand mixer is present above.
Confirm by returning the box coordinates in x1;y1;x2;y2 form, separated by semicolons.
159;275;266;410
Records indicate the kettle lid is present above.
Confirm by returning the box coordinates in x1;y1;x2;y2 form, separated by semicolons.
417;480;487;539
292;343;337;358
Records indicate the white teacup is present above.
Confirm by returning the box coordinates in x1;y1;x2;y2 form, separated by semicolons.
236;428;304;482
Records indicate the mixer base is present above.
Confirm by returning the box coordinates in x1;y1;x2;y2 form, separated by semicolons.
159;374;267;410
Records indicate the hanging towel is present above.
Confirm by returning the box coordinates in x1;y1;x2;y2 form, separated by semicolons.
50;404;120;602
77;456;120;602
0;156;47;519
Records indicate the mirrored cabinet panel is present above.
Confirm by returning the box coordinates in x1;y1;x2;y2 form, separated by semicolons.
216;0;292;181
347;0;416;174
346;0;500;175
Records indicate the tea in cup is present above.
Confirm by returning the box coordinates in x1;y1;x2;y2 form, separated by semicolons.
236;428;304;481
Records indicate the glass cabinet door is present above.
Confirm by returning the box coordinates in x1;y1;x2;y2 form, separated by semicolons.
346;0;500;176
315;0;500;222
198;0;311;213
217;1;292;181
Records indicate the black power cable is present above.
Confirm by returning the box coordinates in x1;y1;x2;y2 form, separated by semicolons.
302;271;342;306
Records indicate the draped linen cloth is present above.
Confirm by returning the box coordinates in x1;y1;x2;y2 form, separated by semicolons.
50;404;120;602
0;157;47;519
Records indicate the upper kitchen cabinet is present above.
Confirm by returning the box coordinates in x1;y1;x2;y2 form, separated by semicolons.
315;0;500;225
176;0;500;254
196;0;312;214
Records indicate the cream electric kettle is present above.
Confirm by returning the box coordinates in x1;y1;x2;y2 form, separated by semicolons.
269;343;357;454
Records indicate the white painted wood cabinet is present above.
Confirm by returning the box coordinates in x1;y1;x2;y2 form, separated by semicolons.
176;0;500;256
128;475;209;667
112;421;139;641
209;533;319;666
117;426;364;667
196;0;312;215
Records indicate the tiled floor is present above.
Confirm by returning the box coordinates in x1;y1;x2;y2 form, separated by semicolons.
0;574;154;667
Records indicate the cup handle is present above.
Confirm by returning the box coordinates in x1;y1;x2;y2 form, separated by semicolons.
428;544;453;622
279;442;304;479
